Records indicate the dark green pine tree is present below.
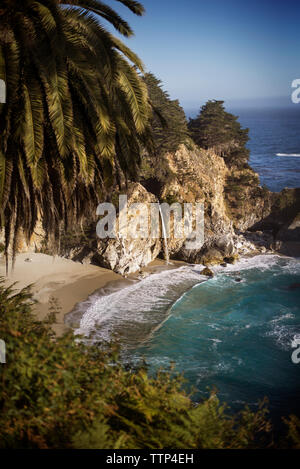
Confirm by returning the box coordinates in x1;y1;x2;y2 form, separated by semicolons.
144;73;189;155
188;100;250;168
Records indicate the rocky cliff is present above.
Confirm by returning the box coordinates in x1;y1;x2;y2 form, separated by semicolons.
49;143;299;274
3;143;299;274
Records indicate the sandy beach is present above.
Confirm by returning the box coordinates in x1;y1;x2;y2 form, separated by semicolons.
0;253;122;335
0;252;184;336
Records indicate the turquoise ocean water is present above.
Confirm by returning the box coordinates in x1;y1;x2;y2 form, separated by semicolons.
74;108;300;427
132;256;300;427
75;256;300;427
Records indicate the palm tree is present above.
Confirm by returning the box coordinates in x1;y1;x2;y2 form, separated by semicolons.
0;0;151;270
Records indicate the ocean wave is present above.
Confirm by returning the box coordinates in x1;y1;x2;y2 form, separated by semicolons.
265;324;300;351
276;153;300;157
75;265;207;346
213;254;282;274
73;254;292;347
270;312;295;324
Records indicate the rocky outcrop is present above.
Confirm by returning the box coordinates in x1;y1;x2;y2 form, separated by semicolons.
95;183;162;275
5;145;298;274
249;188;300;256
139;145;299;265
224;168;274;231
53;143;240;273
141;143;236;263
60;183;162;275
275;213;300;257
0;222;45;255
200;267;214;277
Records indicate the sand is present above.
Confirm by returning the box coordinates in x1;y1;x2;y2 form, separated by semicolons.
0;253;187;336
0;252;121;335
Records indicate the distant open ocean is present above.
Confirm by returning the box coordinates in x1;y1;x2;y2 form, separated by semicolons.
186;106;300;192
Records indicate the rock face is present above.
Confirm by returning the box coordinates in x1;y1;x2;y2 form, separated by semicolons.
224;169;274;231
250;188;300;257
64;143;240;274
62;182;162;275
141;143;236;263
139;145;299;266
95;183;162;275
5;145;298;274
0;221;45;255
275;213;300;257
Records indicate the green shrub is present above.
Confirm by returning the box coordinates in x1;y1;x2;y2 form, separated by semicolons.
0;280;299;449
161;194;181;205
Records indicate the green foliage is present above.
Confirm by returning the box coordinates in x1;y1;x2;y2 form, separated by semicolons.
44;296;61;326
283;415;300;449
161;193;180;205
0;279;122;448
144;73;189;155
0;280;298;449
225;171;259;196
188;100;250;168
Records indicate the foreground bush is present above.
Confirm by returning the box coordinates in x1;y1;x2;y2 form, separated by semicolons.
0;280;298;449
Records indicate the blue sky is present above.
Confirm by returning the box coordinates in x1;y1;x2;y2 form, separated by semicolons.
109;0;300;110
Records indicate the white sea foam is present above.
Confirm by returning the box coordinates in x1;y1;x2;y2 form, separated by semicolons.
266;325;300;351
276;153;300;157
266;309;300;350
214;254;282;274
74;254;295;346
75;265;207;344
270;312;295;324
208;323;222;330
208;338;222;350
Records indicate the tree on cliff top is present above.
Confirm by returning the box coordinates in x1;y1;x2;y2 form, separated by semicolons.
188;100;250;168
144;73;189;155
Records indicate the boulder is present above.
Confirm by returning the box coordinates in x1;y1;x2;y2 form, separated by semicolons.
215;234;235;256
96;183;162;275
200;248;224;266
200;267;214;277
223;254;240;264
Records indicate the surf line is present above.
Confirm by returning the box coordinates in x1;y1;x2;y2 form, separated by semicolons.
276;153;300;157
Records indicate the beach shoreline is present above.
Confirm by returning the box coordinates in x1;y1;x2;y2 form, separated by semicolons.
0;252;121;335
1;250;284;338
0;252;185;336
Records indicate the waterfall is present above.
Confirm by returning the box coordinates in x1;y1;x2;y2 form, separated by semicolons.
158;204;170;264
